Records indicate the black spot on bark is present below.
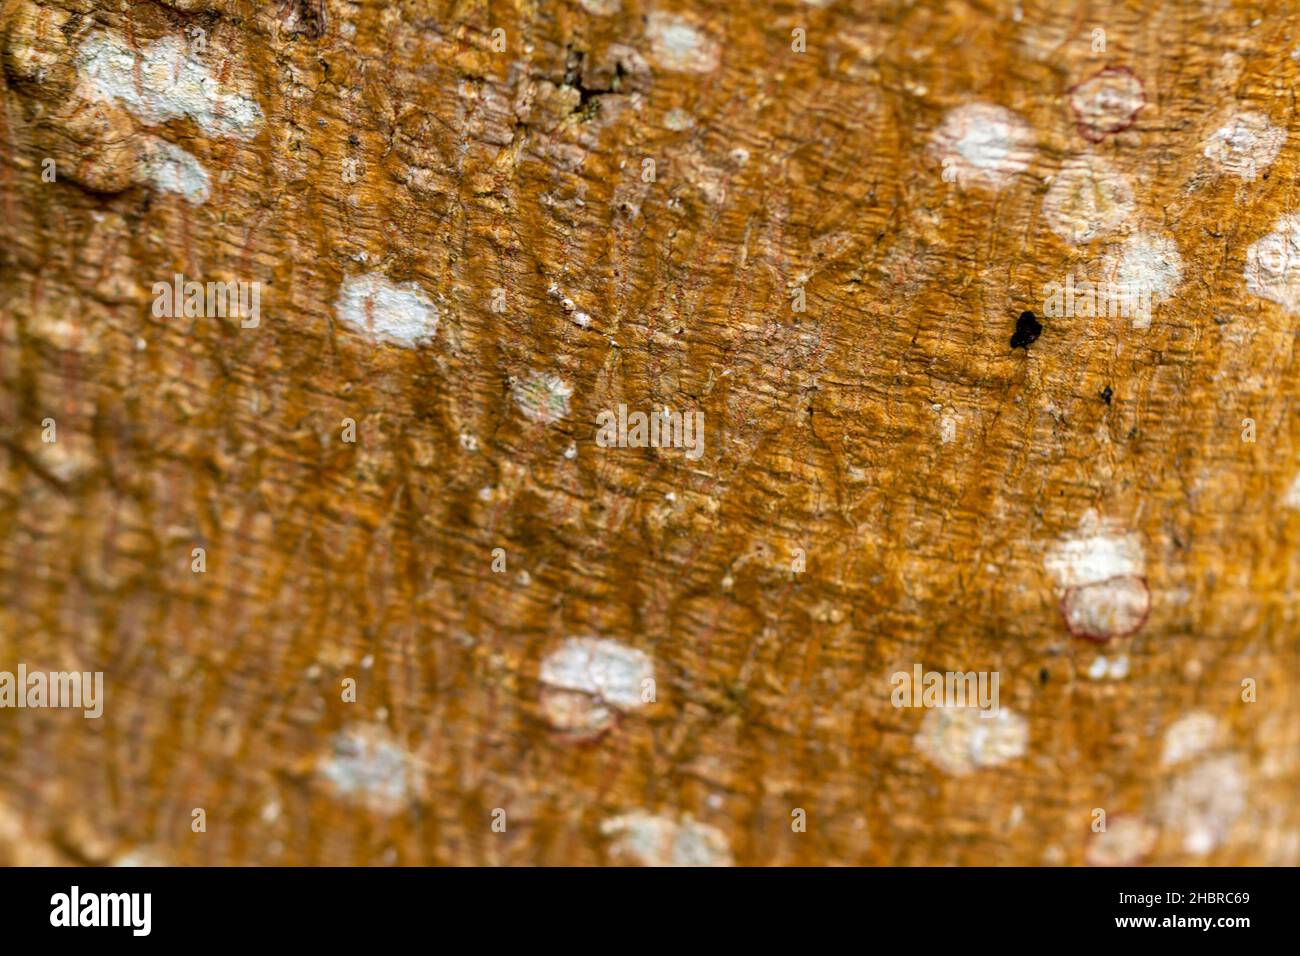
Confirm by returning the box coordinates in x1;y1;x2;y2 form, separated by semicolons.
1100;386;1113;405
1010;310;1042;350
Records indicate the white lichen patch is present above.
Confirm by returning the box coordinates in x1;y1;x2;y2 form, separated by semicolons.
1101;233;1184;329
540;637;652;709
663;108;695;131
929;103;1035;190
335;272;439;347
644;12;720;74
1062;575;1149;641
1044;510;1144;591
538;636;652;739
578;0;621;13
317;723;415;815
1045;511;1148;641
139;138;211;204
538;686;616;737
1161;712;1221;766
914;707;1028;775
1085;815;1158;866
1069;67;1144;142
1282;471;1300;509
601;812;732;866
1204;111;1285;182
938;410;957;444
1158;754;1247;855
76;32;263;140
1042;155;1135;245
1245;214;1300;314
512;371;573;424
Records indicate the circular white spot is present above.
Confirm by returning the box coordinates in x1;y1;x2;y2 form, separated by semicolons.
929;103;1035;190
539;637;653;737
1044;511;1145;591
317;724;414;815
540;637;651;710
1085;815;1158;866
1043;155;1134;245
1204;111;1285;182
1161;712;1220;766
1245;214;1300;313
538;687;614;737
1158;755;1246;855
1062;575;1149;642
1101;232;1184;328
663;108;695;131
644;13;720;74
335;272;439;347
512;371;573;424
1069;68;1144;142
1282;471;1300;509
600;812;732;866
914;707;1028;775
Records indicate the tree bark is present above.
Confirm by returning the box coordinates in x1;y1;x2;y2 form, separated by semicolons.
1;0;1298;866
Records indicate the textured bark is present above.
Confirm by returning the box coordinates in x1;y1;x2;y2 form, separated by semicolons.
1;0;1299;866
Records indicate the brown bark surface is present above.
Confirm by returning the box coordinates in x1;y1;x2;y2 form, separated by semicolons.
1;0;1299;865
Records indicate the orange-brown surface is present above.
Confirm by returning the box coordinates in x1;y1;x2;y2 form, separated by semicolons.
1;0;1298;865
